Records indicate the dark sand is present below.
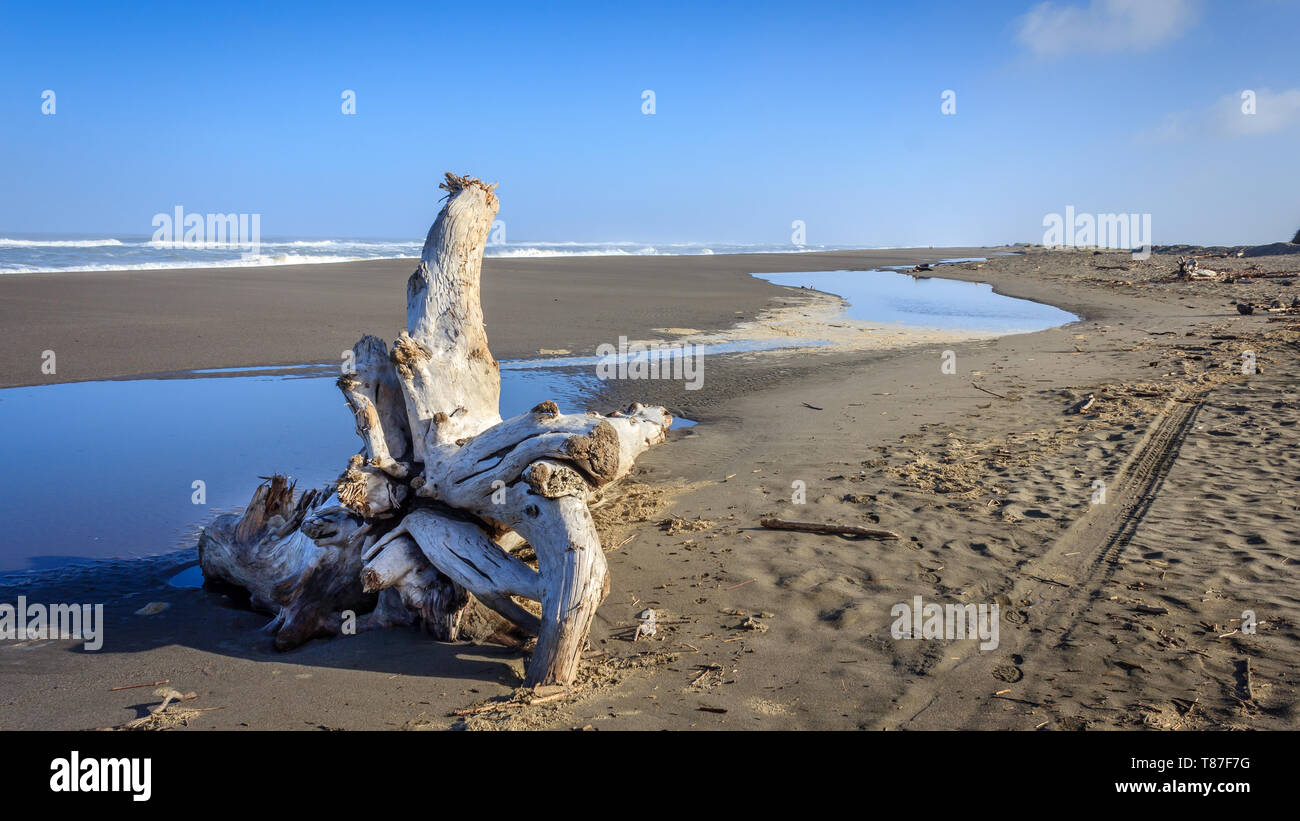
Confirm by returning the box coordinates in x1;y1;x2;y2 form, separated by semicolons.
0;248;993;388
3;247;1298;730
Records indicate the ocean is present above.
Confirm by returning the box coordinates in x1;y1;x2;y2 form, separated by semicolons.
0;235;879;275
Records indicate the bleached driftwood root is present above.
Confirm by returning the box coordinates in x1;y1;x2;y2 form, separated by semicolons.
362;510;542;632
198;476;378;649
338;335;412;479
200;173;670;685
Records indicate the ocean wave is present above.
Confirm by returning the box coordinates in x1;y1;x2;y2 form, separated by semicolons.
0;237;888;274
0;253;373;274
283;239;420;249
481;243;853;258
0;238;125;248
485;246;660;258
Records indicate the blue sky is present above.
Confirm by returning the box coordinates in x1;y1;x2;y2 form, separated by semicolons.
1;0;1297;246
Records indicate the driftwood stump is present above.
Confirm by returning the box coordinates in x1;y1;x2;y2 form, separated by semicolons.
199;173;671;686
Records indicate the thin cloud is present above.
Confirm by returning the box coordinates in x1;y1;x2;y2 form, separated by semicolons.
1139;88;1300;142
1017;0;1199;56
1219;88;1300;136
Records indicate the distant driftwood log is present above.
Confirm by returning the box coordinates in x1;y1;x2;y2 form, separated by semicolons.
199;173;672;686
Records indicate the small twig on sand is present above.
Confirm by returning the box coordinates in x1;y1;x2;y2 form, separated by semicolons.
452;701;525;717
802;402;824;410
1133;605;1169;615
149;688;198;714
993;694;1043;707
1068;394;1097;415
972;382;1016;401
109;680;169;692
1027;574;1071;588
528;690;571;706
760;517;901;541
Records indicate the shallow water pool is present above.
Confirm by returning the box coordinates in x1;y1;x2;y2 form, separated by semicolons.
754;269;1077;334
0;363;615;572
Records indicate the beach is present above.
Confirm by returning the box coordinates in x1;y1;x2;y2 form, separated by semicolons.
0;248;993;388
2;246;1298;730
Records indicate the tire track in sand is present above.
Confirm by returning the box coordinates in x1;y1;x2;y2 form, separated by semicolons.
876;394;1204;730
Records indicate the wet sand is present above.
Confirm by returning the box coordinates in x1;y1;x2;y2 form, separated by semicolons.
0;248;994;388
2;247;1298;730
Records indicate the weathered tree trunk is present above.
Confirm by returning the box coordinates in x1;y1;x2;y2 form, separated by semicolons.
394;175;502;460
200;173;671;686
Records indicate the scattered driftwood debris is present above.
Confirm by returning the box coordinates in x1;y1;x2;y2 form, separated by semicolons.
102;688;220;731
1236;298;1300;316
450;685;573;717
759;517;900;540
1231;270;1299;281
1178;257;1220;281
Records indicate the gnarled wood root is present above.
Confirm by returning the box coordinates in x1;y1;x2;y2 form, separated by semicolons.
198;476;378;650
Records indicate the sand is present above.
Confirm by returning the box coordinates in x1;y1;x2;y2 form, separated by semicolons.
0;247;993;388
2;246;1298;730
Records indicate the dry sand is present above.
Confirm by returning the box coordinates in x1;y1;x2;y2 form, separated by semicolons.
2;246;1298;731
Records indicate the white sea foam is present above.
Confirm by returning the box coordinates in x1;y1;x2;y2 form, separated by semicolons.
0;253;369;274
0;238;125;248
0;237;886;274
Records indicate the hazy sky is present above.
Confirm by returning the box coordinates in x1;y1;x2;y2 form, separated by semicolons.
1;0;1297;246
